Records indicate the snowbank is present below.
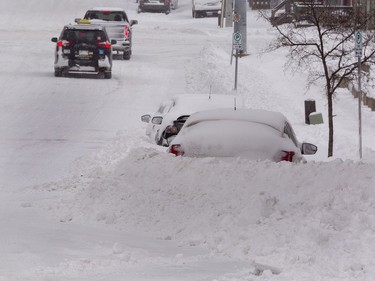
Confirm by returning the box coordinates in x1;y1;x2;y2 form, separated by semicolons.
40;146;375;281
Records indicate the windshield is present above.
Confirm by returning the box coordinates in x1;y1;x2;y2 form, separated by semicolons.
84;11;128;22
62;29;107;44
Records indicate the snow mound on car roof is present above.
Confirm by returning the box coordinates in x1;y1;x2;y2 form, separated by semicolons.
184;108;287;133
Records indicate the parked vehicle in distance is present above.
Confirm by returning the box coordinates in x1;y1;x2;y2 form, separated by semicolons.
51;23;115;78
141;94;241;146
171;0;179;9
192;0;222;18
169;108;317;162
81;7;138;60
138;0;171;14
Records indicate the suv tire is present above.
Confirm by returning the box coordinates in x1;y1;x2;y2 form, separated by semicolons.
123;50;131;60
54;68;62;77
104;72;112;79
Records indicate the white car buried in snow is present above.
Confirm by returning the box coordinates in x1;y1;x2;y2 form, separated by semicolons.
141;94;241;146
169;108;317;162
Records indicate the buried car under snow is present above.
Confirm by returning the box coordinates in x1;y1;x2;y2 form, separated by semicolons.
169;108;317;162
141;94;241;146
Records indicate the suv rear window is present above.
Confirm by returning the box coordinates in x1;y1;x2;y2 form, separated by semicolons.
85;11;127;22
62;29;107;44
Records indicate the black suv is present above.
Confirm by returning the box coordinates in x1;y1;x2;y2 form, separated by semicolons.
51;23;116;78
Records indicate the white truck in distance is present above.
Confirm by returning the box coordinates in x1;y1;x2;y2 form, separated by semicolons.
78;7;138;60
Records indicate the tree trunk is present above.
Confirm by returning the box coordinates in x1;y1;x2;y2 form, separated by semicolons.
327;91;334;157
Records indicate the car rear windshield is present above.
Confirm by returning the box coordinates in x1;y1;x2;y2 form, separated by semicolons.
84;11;127;22
62;29;107;44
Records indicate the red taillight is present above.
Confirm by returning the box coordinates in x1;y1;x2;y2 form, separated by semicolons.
281;151;295;162
124;26;129;38
169;144;184;156
96;41;111;49
57;40;71;47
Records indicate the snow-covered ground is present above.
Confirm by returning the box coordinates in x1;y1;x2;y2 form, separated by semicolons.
1;0;375;280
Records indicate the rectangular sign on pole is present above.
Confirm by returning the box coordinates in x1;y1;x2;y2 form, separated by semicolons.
355;31;362;58
233;32;242;50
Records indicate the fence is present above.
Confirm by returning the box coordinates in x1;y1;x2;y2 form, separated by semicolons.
348;82;375;111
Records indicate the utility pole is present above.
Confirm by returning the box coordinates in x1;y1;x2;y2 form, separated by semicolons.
355;0;363;159
232;0;247;90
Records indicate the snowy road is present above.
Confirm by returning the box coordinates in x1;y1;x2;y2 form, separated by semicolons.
0;2;204;188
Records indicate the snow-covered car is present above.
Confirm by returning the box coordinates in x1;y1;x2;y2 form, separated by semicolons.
81;7;138;60
141;94;241;146
192;0;222;18
169;108;317;162
138;0;171;14
51;23;115;78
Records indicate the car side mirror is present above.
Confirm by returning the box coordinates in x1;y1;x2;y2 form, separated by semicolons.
141;114;151;123
302;143;317;155
111;39;117;45
51;37;58;43
130;20;138;26
151;116;163;125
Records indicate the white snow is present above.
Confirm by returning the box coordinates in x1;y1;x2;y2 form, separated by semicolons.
1;0;375;280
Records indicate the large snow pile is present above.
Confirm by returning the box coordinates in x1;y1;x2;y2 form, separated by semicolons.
38;145;375;280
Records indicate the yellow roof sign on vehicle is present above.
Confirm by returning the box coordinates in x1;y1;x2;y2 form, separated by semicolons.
75;18;91;24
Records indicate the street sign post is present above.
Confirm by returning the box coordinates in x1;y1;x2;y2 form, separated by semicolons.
232;0;247;91
355;30;363;159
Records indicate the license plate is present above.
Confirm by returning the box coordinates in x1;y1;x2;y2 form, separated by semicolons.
78;50;93;59
63;49;70;54
79;50;89;56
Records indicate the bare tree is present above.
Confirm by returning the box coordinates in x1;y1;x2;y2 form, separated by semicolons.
261;0;375;157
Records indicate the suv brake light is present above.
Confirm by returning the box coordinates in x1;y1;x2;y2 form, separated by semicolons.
96;41;111;49
169;144;184;156
57;40;71;47
280;151;295;162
